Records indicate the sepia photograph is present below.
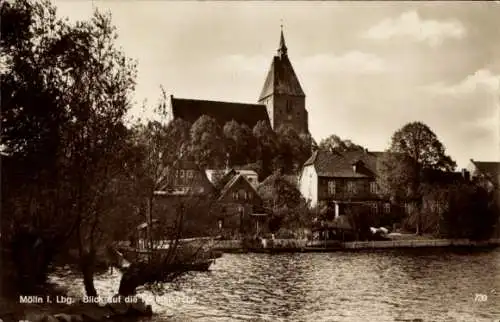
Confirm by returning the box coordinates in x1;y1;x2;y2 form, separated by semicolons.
1;0;499;321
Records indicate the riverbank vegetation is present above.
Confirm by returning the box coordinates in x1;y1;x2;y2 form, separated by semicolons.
1;1;499;319
0;0;310;310
376;122;499;240
0;0;211;310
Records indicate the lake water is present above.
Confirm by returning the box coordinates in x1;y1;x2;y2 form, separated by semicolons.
50;248;500;322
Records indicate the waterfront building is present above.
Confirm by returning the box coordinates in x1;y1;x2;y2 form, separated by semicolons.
298;149;390;217
154;158;215;197
153;160;267;236
211;170;266;236
298;149;472;219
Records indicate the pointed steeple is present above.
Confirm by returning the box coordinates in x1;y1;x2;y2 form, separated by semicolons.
258;26;304;101
278;25;287;58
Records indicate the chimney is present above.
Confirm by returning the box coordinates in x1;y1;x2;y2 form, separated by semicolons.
462;168;470;182
352;161;358;173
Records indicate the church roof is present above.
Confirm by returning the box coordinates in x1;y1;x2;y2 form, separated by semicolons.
170;97;270;129
259;30;305;101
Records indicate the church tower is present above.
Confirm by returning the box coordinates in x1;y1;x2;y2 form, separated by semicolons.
258;27;308;134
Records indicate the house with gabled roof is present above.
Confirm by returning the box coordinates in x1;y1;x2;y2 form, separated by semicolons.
298;149;390;217
299;148;478;227
205;168;259;188
154;158;215;197
164;28;309;136
467;159;500;192
212;171;266;236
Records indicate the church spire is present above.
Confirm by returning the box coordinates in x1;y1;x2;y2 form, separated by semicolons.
278;24;287;58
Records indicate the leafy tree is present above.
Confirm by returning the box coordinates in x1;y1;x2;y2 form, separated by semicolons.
258;173;302;210
257;173;311;233
319;135;365;153
1;0;138;295
253;120;279;177
189;115;226;169
390;122;456;171
223;120;255;166
425;184;500;239
378;121;456;234
275;125;311;174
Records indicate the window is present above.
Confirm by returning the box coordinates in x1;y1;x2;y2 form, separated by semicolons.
179;170;185;185
370;182;377;194
175;170;180;185
232;192;239;200
347;181;357;194
286;100;292;113
384;203;391;214
404;202;414;214
187;170;194;181
372;203;379;214
328;180;336;196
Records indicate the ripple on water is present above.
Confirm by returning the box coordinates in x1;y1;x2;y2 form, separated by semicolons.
49;249;500;321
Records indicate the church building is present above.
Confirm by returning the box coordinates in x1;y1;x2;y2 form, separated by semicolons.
166;28;309;135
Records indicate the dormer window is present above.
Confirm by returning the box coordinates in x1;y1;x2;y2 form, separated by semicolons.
352;160;363;173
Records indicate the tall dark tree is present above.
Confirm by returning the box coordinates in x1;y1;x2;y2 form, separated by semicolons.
223;120;255;166
389;122;456;171
253;120;279;178
319;135;365;153
1;0;137;295
189;115;226;169
378;121;456;234
275;125;311;174
257;173;311;233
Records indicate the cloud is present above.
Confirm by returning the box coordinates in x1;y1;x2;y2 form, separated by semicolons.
423;69;500;96
298;51;388;75
363;11;466;46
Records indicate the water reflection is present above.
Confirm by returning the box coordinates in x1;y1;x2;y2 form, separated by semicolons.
50;248;500;322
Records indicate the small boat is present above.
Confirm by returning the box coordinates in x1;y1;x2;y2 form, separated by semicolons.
117;218;221;272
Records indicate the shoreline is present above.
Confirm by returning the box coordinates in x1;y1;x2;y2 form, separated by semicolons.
213;238;500;253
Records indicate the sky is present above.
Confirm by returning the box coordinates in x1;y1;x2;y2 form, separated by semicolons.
53;1;500;169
